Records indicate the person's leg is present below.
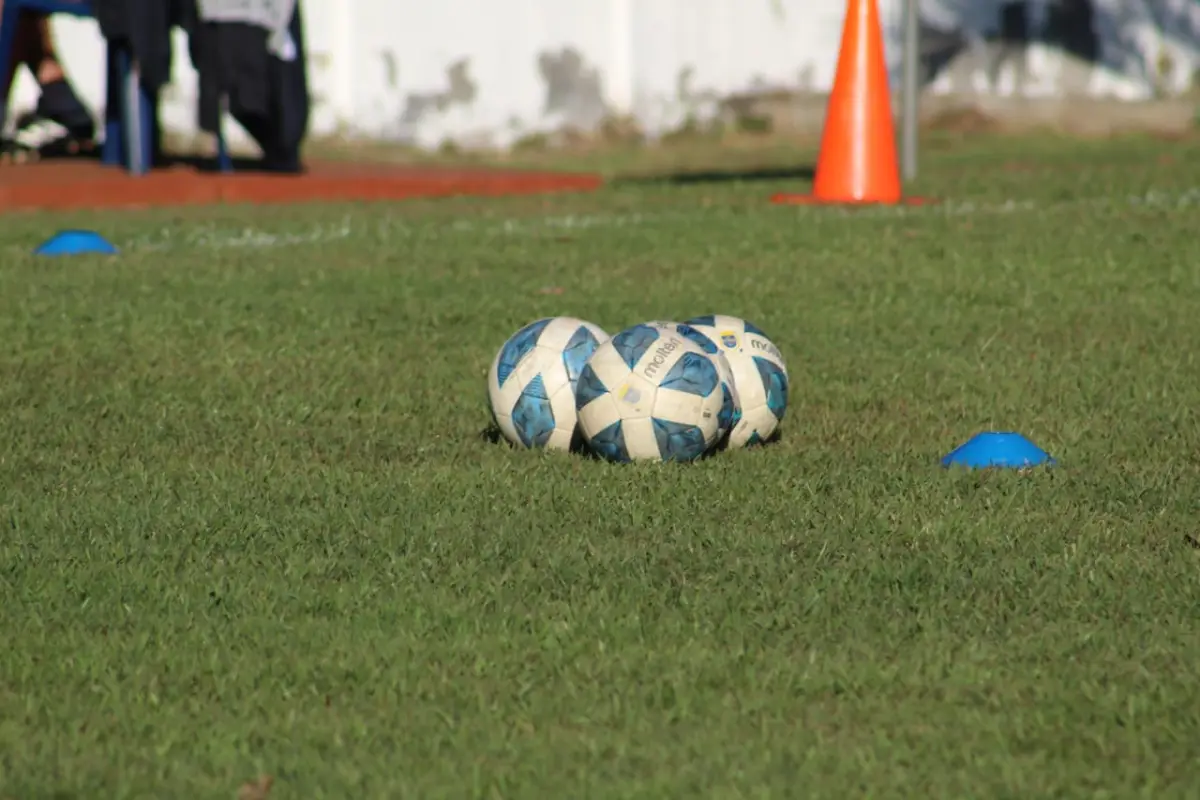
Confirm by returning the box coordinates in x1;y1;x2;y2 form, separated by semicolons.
23;14;94;138
1;6;94;160
0;6;51;160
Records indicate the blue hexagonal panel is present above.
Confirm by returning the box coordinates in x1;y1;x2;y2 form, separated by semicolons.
652;418;709;462
495;318;551;388
588;420;631;463
743;319;770;338
562;325;601;385
674;323;719;355
753;356;788;421
658;352;718;396
574;363;609;410
511;373;556;447
610;324;660;370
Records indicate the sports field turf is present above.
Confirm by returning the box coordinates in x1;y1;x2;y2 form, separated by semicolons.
2;134;1199;798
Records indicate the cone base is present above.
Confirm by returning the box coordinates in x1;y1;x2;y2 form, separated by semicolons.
770;193;935;207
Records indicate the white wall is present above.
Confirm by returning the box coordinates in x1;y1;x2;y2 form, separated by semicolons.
12;0;1200;150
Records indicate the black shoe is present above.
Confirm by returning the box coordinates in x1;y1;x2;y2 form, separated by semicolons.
35;78;96;141
9;112;95;160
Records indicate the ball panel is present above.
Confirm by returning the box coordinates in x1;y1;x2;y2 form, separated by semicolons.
622;416;661;461
675;325;720;354
743;319;770;338
589;420;631;463
611;374;656;420
515;348;547;386
658;351;719;397
684;316;741;353
488;359;525;446
753;355;789;421
562;325;603;384
574;362;610;411
533;348;573;392
653;387;721;452
610;324;660;370
718;383;736;436
577;391;621;439
532;317;582;349
729;405;779;448
535;317;608;353
511;373;556;448
495;318;551;388
746;334;787;366
655;320;740;442
588;342;640;392
652;418;710;462
712;352;740;437
645;320;720;355
488;359;520;410
635;333;696;387
725;356;766;411
548;378;581;450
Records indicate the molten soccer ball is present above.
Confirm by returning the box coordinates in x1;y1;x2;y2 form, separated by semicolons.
643;320;741;445
682;314;788;448
575;322;725;462
487;317;610;451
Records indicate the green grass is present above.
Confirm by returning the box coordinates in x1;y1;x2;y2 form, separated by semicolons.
3;134;1200;799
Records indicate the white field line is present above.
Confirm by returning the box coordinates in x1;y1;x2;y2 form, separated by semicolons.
17;186;1200;256
125;218;356;252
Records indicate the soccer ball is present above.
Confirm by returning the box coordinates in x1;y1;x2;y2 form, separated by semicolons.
487;317;610;451
643;320;741;444
682;314;789;448
575;322;725;462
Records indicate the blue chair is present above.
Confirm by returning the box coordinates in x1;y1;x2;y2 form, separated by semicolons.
0;0;230;174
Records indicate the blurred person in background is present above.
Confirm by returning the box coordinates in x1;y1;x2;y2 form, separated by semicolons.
187;0;310;172
92;0;310;172
0;0;310;170
0;1;96;162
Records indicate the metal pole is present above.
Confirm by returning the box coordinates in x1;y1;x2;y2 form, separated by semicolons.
900;0;919;182
122;53;146;176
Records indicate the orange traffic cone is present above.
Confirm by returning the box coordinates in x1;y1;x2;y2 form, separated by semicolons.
772;0;928;206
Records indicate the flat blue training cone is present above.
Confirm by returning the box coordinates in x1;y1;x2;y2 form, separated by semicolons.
34;229;118;257
942;431;1055;469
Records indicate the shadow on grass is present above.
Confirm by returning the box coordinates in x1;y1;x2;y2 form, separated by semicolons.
159;154;303;174
22;147;299;175
617;164;815;187
478;424;784;461
478;424;596;458
477;424;504;445
711;427;783;456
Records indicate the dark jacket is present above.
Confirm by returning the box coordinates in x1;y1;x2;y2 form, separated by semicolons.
92;0;310;171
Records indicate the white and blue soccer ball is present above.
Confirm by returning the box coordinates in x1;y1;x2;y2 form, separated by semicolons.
487;317;610;451
682;314;789;448
575;322;725;462
643;320;741;444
